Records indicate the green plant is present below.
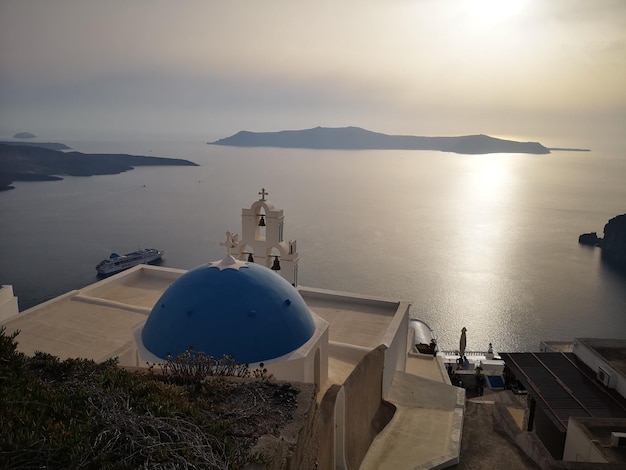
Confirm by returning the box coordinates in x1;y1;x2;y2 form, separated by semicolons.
0;329;296;469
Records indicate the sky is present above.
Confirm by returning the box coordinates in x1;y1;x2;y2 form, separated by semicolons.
1;0;625;145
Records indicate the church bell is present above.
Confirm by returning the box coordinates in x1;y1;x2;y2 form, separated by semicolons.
271;256;281;271
247;253;254;262
258;216;266;226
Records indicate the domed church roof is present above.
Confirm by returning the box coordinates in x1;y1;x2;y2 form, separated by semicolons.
141;256;315;364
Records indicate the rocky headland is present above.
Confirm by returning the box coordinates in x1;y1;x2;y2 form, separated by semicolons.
210;126;552;155
0;143;198;191
1;140;72;151
579;214;626;270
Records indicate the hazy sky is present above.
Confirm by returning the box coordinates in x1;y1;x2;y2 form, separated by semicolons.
1;0;624;144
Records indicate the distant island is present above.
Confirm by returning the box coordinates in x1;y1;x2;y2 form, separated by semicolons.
12;132;36;139
0;143;198;192
210;126;552;155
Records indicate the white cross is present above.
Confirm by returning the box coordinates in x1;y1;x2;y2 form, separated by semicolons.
220;231;239;256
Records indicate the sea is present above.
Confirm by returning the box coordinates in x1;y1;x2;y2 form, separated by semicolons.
1;136;625;354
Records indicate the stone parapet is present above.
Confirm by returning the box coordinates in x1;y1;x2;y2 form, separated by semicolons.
0;285;19;322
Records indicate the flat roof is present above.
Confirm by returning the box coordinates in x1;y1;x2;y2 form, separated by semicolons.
576;338;626;376
298;287;401;349
2;267;179;362
501;352;626;432
3;266;404;373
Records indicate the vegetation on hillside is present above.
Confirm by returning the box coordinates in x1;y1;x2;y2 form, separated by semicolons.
0;328;299;469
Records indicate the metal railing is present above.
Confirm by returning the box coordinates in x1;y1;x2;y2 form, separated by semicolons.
440;350;491;357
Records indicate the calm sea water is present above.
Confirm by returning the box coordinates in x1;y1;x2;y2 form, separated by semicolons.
1;138;625;353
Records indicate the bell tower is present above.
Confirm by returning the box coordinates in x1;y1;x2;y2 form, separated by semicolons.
233;188;300;286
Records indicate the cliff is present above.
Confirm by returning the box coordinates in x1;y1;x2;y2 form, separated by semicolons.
579;214;626;271
0;143;198;191
600;214;626;270
210;126;551;155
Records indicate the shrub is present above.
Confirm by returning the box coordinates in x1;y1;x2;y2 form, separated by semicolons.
0;329;294;469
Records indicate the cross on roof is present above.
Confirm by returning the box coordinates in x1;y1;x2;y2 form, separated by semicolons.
220;231;239;256
259;188;268;201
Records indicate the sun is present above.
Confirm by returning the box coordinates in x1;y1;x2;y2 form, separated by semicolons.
461;0;527;25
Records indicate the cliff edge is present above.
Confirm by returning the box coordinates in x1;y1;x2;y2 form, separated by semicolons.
579;214;626;270
600;214;626;270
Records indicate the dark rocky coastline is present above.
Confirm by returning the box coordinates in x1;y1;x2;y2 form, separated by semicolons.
579;214;626;270
1;140;72;151
0;143;198;191
210;126;551;155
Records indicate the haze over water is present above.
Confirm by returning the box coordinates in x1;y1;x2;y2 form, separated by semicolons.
1;0;625;356
1;136;624;353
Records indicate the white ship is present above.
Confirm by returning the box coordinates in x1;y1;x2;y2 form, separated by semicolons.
96;248;164;275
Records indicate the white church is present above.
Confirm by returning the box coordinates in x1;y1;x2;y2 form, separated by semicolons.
0;189;464;469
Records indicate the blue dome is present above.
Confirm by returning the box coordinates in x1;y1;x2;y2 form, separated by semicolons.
142;258;315;364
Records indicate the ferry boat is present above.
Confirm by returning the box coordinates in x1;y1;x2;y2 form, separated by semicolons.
96;248;164;275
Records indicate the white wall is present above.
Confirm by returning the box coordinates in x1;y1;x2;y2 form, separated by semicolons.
266;319;329;384
0;285;19;322
563;419;608;463
573;340;626;399
334;387;347;469
381;301;410;397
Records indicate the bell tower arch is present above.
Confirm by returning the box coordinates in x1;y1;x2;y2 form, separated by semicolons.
233;188;300;286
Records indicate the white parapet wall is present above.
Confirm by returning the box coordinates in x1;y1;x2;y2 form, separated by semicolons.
563;418;608;463
0;285;19;323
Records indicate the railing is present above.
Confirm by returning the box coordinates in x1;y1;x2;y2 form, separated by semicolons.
440;350;494;357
